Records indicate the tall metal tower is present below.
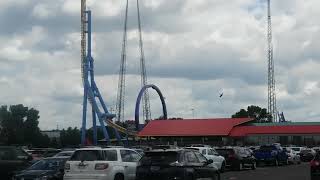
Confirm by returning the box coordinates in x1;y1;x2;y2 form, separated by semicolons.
116;0;151;123
80;0;121;145
267;0;277;122
116;0;129;123
137;0;151;122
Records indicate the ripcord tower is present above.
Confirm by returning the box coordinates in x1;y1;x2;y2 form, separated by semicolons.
267;0;277;122
137;0;151;122
116;0;129;124
116;0;151;123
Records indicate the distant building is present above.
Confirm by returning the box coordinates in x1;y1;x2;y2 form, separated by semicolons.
41;130;61;139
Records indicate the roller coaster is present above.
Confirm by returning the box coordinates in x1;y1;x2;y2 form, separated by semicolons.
80;1;167;146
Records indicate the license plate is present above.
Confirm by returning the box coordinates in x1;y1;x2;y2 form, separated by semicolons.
150;166;160;172
78;165;86;169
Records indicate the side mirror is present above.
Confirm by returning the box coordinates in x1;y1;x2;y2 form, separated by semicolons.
206;159;213;165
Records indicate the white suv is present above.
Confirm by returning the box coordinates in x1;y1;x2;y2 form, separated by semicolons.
64;147;141;180
186;147;226;172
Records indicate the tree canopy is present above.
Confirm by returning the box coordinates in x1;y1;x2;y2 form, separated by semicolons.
0;104;50;146
231;105;271;123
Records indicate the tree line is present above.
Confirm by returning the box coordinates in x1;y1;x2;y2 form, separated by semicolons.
0;104;271;148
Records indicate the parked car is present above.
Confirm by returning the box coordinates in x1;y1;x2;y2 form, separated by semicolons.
133;149;145;156
300;148;316;162
189;144;212;148
254;144;288;166
310;152;320;180
285;148;301;164
216;147;256;171
54;150;75;158
13;157;68;180
0;146;33;179
64;147;141;180
136;149;220;180
312;147;320;152
186;147;226;172
152;145;178;150
290;147;305;155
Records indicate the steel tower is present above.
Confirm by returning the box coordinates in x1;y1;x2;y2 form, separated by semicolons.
81;0;121;145
116;0;151;123
137;0;151;122
116;0;129;123
267;0;277;122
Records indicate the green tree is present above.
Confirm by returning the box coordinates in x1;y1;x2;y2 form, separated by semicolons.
232;105;271;123
0;104;49;146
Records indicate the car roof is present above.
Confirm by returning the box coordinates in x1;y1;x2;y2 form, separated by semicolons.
43;156;69;160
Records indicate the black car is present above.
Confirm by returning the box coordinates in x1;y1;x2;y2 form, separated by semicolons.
13;157;68;180
0;146;32;179
311;152;320;180
136;149;220;180
216;147;256;170
300;149;316;162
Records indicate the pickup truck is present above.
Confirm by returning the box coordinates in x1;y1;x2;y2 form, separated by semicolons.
254;144;288;166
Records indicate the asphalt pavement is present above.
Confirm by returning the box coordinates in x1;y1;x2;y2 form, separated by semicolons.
221;163;310;180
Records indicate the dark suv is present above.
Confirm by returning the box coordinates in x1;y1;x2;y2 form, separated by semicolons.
136;149;220;180
216;147;256;171
0;146;32;179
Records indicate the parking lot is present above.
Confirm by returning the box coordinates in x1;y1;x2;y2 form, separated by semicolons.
222;163;310;180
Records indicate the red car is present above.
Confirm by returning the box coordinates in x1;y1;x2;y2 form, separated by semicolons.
310;152;320;180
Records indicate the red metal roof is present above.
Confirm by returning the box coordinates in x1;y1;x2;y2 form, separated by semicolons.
229;125;320;137
138;118;254;137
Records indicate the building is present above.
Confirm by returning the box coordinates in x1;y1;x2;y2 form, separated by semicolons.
41;130;61;139
138;118;320;146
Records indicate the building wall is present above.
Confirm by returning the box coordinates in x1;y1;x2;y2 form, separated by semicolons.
243;134;320;146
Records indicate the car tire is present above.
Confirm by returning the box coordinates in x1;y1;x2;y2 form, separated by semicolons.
251;161;257;170
220;161;226;173
114;174;124;180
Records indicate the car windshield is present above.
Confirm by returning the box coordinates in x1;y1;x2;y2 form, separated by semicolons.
260;146;275;151
28;158;65;170
140;151;179;165
291;148;300;151
301;150;312;154
70;150;104;161
56;152;73;157
216;149;234;156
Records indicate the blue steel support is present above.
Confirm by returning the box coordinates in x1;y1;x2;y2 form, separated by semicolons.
81;79;88;144
81;10;119;145
135;84;167;130
92;108;97;145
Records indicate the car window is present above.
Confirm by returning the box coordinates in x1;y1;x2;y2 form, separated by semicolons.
194;151;207;163
201;149;207;155
70;150;104;161
140;151;179;166
184;151;199;163
120;150;140;162
208;149;215;155
105;150;118;161
130;151;141;162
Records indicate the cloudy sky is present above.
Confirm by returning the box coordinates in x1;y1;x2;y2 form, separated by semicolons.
0;0;320;130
